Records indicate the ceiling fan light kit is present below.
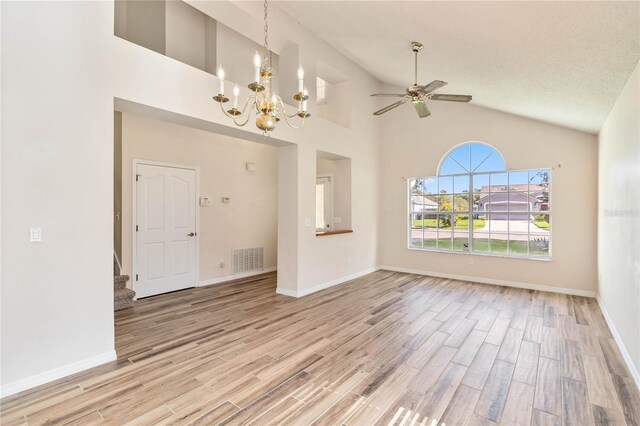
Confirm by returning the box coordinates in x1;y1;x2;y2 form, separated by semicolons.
370;41;472;118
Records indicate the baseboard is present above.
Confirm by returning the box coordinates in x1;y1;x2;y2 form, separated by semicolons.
379;266;596;297
596;296;640;390
275;287;298;297
0;350;117;399
198;267;277;287
276;267;380;298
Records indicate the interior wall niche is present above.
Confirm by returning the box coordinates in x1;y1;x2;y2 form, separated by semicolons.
115;0;167;55
114;0;218;76
114;0;286;88
316;150;352;234
316;61;352;128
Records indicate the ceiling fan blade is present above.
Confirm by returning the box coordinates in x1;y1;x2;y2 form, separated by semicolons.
370;93;406;97
373;100;407;116
429;94;472;102
417;80;447;94
413;99;431;118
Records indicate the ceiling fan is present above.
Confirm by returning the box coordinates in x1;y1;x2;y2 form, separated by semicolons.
371;42;472;118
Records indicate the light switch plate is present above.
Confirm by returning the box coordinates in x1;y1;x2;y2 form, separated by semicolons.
200;196;211;206
30;227;42;242
221;197;231;204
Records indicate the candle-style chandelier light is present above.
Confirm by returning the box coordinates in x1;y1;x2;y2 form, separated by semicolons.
212;0;310;136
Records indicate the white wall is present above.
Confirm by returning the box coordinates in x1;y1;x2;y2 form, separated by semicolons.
3;0;616;398
119;112;278;285
597;61;640;379
2;0;382;395
115;1;382;295
1;1;115;393
378;92;599;296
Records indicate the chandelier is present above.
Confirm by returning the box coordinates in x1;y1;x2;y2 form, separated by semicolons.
212;0;310;136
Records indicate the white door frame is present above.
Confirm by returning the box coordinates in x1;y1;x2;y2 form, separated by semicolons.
132;159;200;298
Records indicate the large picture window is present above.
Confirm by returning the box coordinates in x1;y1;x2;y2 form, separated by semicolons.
409;143;551;258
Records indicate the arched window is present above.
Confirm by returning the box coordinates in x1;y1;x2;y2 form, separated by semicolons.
409;142;551;258
438;143;505;175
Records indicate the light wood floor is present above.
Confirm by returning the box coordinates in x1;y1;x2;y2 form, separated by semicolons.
2;271;639;425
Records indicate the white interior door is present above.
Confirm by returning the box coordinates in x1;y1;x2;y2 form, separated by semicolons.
135;163;197;298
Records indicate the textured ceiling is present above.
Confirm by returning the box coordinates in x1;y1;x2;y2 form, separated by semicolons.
275;1;640;134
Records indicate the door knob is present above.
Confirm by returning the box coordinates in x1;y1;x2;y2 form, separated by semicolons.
187;232;196;237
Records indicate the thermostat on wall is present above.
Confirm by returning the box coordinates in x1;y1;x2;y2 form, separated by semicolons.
221;197;231;204
200;197;211;206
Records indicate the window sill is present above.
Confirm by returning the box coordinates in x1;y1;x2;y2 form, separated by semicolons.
407;246;552;261
316;230;353;237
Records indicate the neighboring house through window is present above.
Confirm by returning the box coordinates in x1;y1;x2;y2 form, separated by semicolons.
408;142;551;258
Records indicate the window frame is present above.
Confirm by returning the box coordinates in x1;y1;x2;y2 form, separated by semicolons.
407;165;552;261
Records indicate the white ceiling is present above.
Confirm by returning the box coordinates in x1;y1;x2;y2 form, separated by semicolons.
275;1;640;134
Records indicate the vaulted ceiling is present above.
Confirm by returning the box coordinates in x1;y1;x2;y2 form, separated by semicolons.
276;1;640;134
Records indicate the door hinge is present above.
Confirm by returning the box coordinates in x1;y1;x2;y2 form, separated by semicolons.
136;174;141;182
136;274;138;281
136;225;138;232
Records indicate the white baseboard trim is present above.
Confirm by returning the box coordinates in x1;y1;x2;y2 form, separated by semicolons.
276;267;380;298
379;266;596;297
198;267;277;287
275;287;298;297
596;296;640;390
0;350;117;399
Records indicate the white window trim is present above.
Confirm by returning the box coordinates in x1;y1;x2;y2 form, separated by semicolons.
407;167;552;261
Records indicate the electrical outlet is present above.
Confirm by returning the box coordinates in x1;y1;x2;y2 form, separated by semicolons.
468;257;474;265
220;259;225;268
348;257;353;264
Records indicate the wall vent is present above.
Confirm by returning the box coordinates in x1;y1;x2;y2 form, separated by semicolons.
233;247;264;274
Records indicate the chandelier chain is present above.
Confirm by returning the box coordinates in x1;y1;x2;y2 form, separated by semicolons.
263;0;269;68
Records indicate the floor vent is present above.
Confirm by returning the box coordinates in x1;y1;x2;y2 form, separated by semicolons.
233;247;264;274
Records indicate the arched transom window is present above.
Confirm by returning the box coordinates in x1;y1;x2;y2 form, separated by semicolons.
409;142;551;258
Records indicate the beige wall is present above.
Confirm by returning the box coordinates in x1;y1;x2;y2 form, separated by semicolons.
598;61;640;379
378;92;599;295
119;112;278;285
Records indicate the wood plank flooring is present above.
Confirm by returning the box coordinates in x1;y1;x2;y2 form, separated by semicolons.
2;270;639;425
